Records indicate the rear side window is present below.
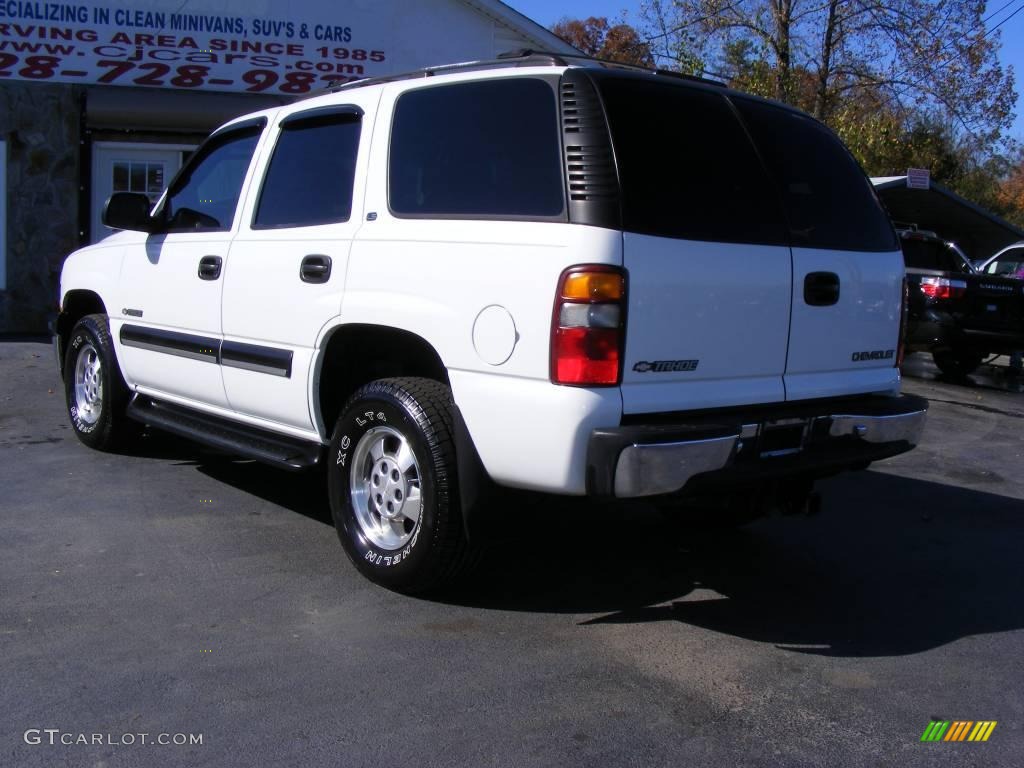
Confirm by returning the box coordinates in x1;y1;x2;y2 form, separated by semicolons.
901;238;963;272
598;78;786;244
389;78;564;218
254;112;360;229
734;99;898;252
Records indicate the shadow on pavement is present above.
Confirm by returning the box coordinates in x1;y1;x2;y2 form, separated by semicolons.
194;458;333;526
447;470;1024;658
902;351;1024;394
141;429;1024;658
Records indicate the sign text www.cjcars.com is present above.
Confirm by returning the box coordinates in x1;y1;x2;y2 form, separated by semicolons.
0;1;387;94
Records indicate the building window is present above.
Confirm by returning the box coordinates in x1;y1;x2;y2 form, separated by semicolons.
112;161;166;204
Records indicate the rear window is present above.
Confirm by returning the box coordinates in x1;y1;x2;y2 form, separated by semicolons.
733;98;898;252
901;238;966;272
389;78;564;219
598;78;787;245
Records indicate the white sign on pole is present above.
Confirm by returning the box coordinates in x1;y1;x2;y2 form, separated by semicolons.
906;168;930;190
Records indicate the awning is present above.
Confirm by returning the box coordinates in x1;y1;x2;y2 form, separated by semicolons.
872;175;1024;262
85;86;288;133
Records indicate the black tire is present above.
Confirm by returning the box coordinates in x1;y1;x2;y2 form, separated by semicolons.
327;377;474;593
932;348;983;378
63;314;138;451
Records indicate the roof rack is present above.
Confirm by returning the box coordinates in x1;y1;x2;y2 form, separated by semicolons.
318;49;726;95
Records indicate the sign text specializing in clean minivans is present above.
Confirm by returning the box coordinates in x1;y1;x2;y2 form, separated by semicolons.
0;1;387;95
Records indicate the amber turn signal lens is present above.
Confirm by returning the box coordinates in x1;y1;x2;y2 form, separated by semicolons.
562;271;624;301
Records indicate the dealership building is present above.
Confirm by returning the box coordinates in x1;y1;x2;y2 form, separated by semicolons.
0;0;574;332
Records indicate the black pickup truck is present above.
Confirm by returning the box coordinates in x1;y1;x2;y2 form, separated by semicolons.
899;229;1024;376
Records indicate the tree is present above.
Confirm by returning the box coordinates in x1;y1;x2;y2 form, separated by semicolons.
551;16;655;67
996;153;1024;228
642;0;1016;150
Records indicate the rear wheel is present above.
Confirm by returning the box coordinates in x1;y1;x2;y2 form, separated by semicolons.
932;348;983;378
327;377;475;593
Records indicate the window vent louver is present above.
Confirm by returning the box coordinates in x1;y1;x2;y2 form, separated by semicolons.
565;145;617;201
561;81;606;134
559;72;620;228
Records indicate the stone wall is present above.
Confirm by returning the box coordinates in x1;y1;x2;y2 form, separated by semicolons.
0;82;82;334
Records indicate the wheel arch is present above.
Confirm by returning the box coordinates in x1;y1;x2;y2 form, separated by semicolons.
314;323;451;436
56;290;108;377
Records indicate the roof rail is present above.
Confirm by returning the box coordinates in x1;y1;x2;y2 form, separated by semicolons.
494;49;727;87
320;50;569;95
317;49;726;96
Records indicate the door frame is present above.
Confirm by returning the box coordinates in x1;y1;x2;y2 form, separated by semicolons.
0;139;6;291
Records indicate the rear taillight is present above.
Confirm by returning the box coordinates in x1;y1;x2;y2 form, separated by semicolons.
896;277;908;368
919;276;967;300
551;265;626;386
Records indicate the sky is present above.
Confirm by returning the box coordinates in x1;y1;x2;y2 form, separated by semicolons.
506;0;1024;144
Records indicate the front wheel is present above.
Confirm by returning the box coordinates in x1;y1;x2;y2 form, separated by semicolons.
63;314;137;450
327;377;474;593
932;348;983;378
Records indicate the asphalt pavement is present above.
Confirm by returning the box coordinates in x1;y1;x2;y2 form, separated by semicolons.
1;339;1022;767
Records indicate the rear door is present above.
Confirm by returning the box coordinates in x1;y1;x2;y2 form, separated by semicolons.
734;99;904;401
598;78;793;413
222;99;373;435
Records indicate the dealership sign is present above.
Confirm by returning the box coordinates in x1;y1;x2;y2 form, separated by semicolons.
0;1;396;95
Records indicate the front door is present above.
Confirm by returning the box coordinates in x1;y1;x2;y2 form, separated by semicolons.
113;121;266;411
91;143;192;244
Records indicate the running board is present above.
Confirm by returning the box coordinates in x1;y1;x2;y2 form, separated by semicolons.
127;395;322;471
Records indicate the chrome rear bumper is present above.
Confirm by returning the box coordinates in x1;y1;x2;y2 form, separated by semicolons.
587;395;928;499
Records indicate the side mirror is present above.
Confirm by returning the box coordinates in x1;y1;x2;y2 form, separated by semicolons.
102;192;156;233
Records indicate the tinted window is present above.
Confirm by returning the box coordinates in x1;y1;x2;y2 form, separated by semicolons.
598;78;786;244
162;124;262;232
901;238;962;272
389;78;563;218
734;99;898;252
254;113;361;229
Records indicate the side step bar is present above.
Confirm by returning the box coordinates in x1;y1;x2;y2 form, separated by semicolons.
127;395;322;471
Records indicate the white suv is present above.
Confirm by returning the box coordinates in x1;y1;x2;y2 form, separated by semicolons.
54;52;927;592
